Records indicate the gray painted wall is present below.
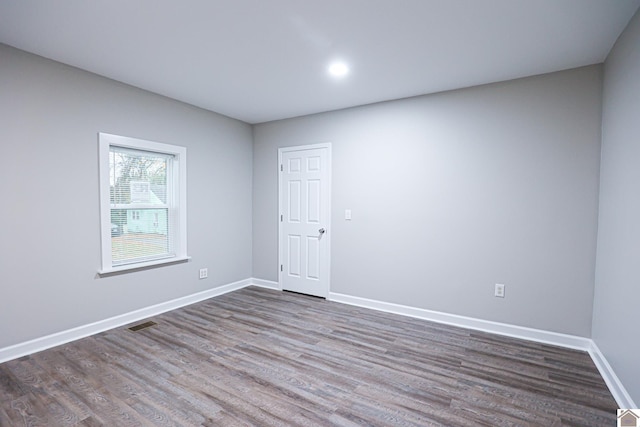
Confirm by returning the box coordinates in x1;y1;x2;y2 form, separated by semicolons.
253;66;603;337
593;9;640;406
0;44;253;349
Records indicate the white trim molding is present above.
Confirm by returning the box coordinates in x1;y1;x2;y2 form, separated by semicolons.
588;341;637;409
329;291;591;350
1;281;635;409
328;290;636;408
0;278;252;364
250;278;280;290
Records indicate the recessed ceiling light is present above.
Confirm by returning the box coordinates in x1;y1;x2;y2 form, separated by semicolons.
328;62;349;78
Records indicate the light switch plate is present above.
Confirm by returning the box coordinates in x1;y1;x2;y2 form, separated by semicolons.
345;209;352;220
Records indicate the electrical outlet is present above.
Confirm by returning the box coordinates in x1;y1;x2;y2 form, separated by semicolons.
495;283;505;298
199;268;208;279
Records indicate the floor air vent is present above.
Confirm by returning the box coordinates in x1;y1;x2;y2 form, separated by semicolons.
128;321;157;331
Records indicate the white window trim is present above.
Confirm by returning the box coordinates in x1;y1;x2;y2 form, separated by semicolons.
98;132;188;275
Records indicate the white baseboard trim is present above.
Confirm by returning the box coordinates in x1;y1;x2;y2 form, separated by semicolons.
2;281;634;409
588;341;637;409
328;291;591;350
328;291;639;408
0;278;252;364
250;278;280;290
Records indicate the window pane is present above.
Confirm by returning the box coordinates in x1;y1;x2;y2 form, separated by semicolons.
111;208;170;264
110;147;168;206
108;146;174;265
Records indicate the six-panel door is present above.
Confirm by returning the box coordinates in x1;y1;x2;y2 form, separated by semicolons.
280;146;330;297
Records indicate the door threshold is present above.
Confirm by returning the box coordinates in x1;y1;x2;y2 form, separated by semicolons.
282;290;326;300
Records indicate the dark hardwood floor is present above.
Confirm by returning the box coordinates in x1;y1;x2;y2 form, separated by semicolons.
0;286;617;426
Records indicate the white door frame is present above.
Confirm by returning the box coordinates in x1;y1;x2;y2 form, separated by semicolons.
278;143;332;297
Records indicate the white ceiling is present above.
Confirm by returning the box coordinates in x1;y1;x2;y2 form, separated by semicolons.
1;1;639;124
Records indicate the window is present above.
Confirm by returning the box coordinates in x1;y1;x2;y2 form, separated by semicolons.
98;133;188;273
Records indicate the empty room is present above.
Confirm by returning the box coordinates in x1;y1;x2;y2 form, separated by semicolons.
1;1;639;426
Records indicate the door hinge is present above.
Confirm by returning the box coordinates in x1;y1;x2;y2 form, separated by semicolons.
280;214;283;222
280;164;283;172
280;264;283;272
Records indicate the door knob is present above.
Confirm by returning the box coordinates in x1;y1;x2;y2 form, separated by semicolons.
319;228;326;234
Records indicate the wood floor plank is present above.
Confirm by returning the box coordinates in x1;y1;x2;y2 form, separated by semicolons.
0;365;26;403
0;286;618;426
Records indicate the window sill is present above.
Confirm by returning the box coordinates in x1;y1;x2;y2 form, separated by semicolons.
98;256;191;277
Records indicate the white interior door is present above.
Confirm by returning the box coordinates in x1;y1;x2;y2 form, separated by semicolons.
279;144;331;298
